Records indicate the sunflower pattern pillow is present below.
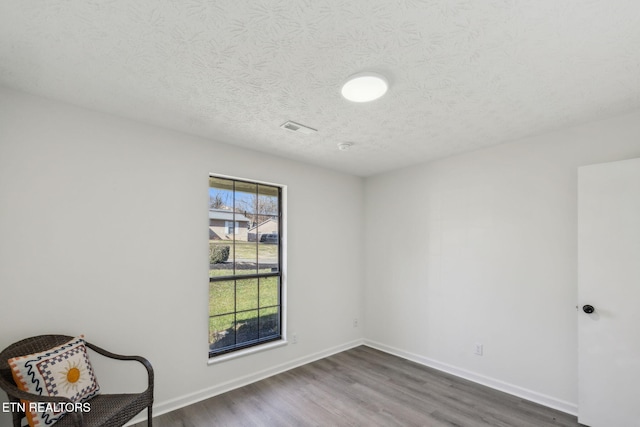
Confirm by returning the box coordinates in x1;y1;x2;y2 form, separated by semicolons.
8;336;100;427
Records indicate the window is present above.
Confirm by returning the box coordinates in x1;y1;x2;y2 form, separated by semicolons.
208;176;282;357
225;221;239;235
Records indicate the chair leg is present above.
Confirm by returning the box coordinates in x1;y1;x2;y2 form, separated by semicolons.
12;411;23;427
148;405;153;427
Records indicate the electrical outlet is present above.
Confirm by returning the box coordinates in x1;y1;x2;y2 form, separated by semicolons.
292;333;298;344
474;343;483;356
353;318;359;328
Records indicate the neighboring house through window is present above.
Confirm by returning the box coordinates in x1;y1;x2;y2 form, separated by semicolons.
208;175;283;358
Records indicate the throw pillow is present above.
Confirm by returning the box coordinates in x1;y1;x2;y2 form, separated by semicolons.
8;336;100;427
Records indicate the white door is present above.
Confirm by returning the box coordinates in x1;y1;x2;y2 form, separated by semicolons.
578;157;640;427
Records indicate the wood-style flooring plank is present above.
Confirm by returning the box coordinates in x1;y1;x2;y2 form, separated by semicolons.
133;346;579;427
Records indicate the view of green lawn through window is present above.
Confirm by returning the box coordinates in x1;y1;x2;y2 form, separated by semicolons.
208;176;282;357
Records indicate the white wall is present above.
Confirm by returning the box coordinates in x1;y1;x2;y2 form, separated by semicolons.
364;111;640;413
0;87;365;424
3;84;640;424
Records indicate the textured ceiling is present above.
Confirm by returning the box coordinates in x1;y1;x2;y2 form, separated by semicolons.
1;1;639;176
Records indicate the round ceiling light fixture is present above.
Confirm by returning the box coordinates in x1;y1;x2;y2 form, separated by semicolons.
341;72;388;103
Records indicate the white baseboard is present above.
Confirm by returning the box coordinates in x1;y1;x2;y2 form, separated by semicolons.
363;339;578;416
125;339;364;426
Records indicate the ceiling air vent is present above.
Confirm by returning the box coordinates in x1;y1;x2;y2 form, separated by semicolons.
280;121;317;135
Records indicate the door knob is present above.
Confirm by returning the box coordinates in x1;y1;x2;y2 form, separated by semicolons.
583;304;595;314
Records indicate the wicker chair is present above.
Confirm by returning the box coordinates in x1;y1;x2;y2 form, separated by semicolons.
0;335;153;427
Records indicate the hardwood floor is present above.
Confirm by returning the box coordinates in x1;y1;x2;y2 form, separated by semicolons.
135;346;579;426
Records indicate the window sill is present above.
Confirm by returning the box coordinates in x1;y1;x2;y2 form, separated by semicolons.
207;339;288;365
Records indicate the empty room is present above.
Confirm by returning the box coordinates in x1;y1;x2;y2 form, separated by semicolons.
1;2;639;427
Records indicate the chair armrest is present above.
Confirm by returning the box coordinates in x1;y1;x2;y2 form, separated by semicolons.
84;343;154;392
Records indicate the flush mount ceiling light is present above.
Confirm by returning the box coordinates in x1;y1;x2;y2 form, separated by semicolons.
341;72;388;102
